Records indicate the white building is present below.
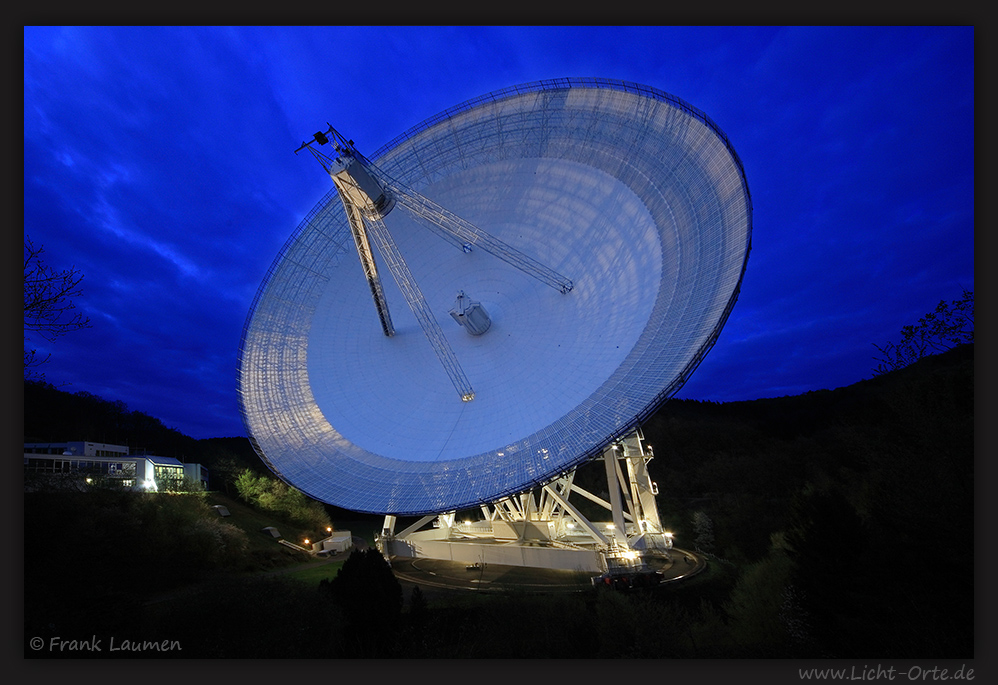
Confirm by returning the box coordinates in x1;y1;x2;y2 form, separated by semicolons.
23;441;209;491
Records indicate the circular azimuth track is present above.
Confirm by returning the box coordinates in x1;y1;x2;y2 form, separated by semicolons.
237;78;752;515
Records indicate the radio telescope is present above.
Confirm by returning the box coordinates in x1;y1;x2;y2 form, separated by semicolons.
237;78;751;577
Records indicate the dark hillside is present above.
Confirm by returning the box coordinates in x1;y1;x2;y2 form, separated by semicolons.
24;379;204;456
641;343;972;561
641;344;973;656
22;380;267;490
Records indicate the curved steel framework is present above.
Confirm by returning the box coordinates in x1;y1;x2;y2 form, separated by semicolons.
237;78;752;515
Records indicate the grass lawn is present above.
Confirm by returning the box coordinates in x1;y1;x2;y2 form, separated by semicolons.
202;492;385;578
284;559;347;585
203;492;319;571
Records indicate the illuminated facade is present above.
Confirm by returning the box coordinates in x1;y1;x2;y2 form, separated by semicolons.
24;441;208;491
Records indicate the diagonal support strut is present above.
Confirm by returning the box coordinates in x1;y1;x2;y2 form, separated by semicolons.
366;165;573;294
362;212;476;402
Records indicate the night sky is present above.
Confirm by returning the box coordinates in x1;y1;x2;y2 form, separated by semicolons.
23;26;975;440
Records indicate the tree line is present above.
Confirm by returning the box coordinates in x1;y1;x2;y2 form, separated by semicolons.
233;469;333;534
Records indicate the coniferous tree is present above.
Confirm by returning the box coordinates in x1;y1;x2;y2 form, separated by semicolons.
323;548;403;656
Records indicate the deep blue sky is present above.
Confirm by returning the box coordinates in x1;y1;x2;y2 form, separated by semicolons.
23;26;975;440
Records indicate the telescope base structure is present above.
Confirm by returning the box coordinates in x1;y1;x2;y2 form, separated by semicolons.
376;428;674;577
381;530;608;573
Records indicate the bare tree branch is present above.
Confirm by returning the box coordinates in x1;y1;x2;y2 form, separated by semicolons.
872;288;974;376
23;235;92;377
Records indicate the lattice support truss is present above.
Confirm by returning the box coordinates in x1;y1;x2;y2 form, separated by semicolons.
362;212;476;402
621;434;663;534
377;428;668;554
339;192;395;337
322;140;475;402
603;433;664;537
370;165;574;294
479;427;665;550
312;127;575;404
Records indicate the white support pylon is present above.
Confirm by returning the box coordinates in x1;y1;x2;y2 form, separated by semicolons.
378;427;670;571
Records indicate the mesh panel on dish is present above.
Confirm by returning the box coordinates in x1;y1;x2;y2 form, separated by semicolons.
237;78;752;515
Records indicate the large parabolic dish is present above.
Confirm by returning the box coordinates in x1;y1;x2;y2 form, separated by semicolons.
237;78;752;516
